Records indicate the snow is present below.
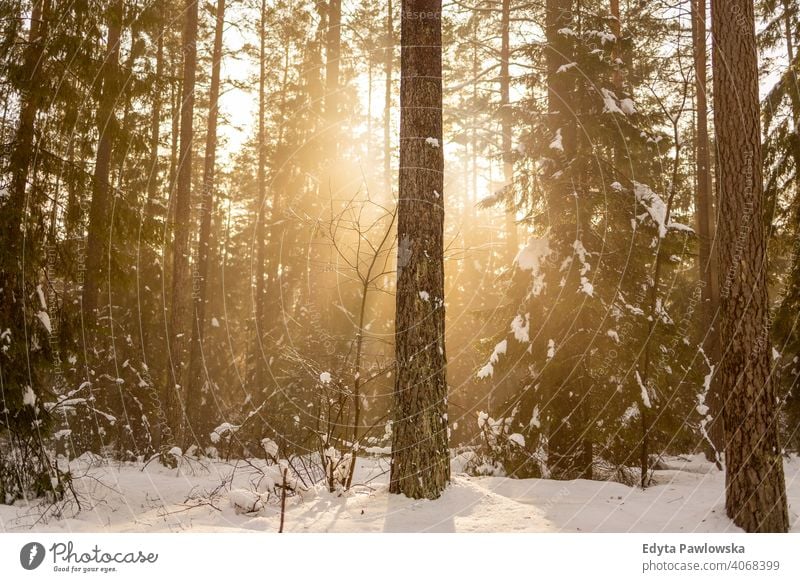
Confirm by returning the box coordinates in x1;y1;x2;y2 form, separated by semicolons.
546;339;555;360
635;371;652;408
261;438;279;458
508;433;526;447
418;290;430;302
601;88;624;114
36;311;52;334
229;489;265;514
36;284;47;309
579;276;594;297
510;313;530;343
3;454;798;532
590;30;616;45
515;237;551;296
557;27;576;36
516;237;550;272
633;182;694;237
210;422;240;444
529;405;541;429
572;239;591;275
22;385;36;407
211;317;220;328
477;339;508;379
549;128;564;151
619;98;636;115
319;371;332;384
425;137;440;148
556;62;577;74
607;329;620;343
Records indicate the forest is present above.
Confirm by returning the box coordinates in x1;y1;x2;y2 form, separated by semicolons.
0;0;797;534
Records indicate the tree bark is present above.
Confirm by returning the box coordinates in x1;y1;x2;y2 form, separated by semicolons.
1;0;49;265
187;0;225;437
83;0;122;326
390;0;449;500
610;0;622;89
691;0;723;462
384;0;394;195
499;0;517;261
711;0;789;532
255;0;268;393
165;0;199;447
325;0;341;153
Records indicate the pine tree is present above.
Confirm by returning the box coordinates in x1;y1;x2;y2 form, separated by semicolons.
164;0;200;449
187;0;226;440
712;0;789;532
390;0;450;500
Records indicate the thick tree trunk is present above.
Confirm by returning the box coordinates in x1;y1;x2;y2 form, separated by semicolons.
164;0;199;448
390;0;449;500
187;0;225;438
711;0;789;532
691;0;723;463
83;0;122;326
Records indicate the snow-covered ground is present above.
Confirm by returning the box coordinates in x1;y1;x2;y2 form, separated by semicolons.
1;454;798;533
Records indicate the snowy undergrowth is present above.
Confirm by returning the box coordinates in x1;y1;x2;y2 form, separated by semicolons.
1;455;798;533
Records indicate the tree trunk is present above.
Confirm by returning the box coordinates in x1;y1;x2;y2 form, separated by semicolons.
255;0;268;393
165;0;199;448
610;0;622;89
83;0;123;326
711;0;789;532
384;0;394;195
1;0;49;264
499;0;517;261
390;0;449;500
692;0;723;463
187;0;225;438
325;0;341;153
146;1;165;214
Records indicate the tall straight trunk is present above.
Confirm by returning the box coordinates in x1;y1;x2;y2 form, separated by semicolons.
782;0;800;216
471;16;479;225
187;0;225;436
390;0;449;500
499;0;517;260
711;0;789;532
543;0;578;478
147;5;165;213
84;0;123;326
610;0;622;89
255;0;268;392
384;0;394;195
691;0;723;461
165;0;199;447
325;0;341;152
1;0;49;264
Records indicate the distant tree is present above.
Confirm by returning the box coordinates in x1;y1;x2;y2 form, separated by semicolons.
187;0;226;441
164;0;199;449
